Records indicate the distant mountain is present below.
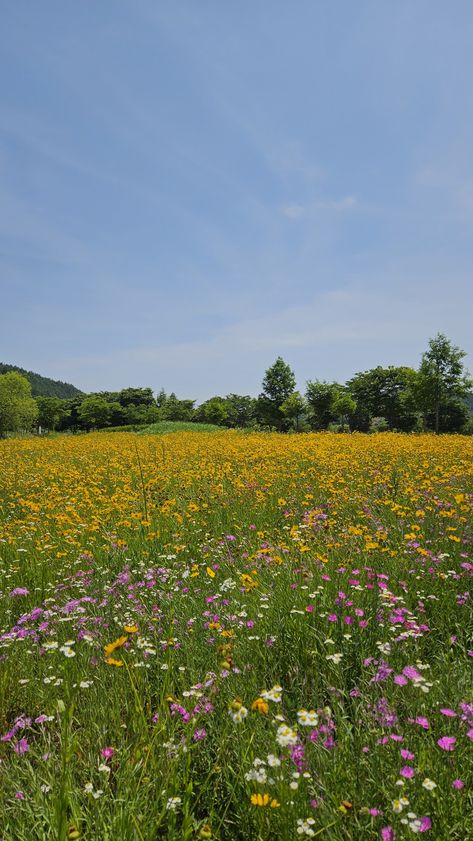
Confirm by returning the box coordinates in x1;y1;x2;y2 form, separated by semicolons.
0;363;84;399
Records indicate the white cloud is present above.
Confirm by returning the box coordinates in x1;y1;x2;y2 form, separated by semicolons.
282;195;358;219
282;203;305;218
52;267;472;399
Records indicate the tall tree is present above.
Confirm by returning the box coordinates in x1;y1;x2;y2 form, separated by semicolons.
258;357;296;430
415;334;472;433
261;357;296;405
0;372;38;434
305;381;342;430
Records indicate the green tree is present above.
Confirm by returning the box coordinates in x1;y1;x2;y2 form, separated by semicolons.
196;397;229;426
0;372;38;434
77;396;113;429
347;366;418;432
305;381;342;430
121;403;160;425
332;393;357;431
415;334;472;433
280;391;306;431
161;393;195;421
36;396;70;431
156;389;167;408
118;387;155;407
258;357;296;430
223;394;256;428
262;357;296;405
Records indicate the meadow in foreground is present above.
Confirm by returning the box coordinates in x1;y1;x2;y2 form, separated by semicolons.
0;431;471;841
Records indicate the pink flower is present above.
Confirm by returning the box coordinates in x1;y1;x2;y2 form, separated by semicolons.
437;736;456;751
452;779;464;789
101;746;115;760
414;716;430;729
193;728;207;741
13;739;29;754
400;749;414;760
419;816;432;832
14;791;25;800
381;827;396;840
467;729;473;741
394;674;408;686
403;665;422;681
440;708;456;717
400;765;415;778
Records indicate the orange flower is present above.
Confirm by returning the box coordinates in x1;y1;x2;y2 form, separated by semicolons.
251;697;269;715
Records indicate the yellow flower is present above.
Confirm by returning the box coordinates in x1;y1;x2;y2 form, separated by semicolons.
105;657;124;667
251;697;269;715
104;635;128;656
250;793;280;808
124;625;138;633
206;566;215;578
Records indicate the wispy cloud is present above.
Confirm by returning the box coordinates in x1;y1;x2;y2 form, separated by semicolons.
282;195;358;218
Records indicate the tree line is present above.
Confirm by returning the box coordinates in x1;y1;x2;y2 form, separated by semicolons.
0;334;471;435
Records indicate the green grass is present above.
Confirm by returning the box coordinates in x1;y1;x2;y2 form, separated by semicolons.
139;421;223;434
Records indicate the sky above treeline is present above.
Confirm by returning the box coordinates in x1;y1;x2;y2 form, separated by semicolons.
1;1;472;400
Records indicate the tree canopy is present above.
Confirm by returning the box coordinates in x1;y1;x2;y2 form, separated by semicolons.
0;372;38;434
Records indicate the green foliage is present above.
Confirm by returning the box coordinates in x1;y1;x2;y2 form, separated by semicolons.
0;371;38;434
332;392;357;431
305;381;343;430
369;416;390;433
139;421;222;434
261;357;296;405
118;387;155;407
347;366;418;432
36;396;70;431
258;358;296;430
0;362;82;398
414;334;472;433
77;396;114;429
223;394;257;428
280;391;306;431
161;393;196;422
195;397;229;426
121;403;161;425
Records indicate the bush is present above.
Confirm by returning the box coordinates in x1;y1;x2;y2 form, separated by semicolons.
369;416;389;433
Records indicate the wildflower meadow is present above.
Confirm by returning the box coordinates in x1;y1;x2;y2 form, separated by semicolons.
0;431;471;840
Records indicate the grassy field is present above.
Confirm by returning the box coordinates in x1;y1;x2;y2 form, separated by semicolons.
139;421;223;434
0;431;472;840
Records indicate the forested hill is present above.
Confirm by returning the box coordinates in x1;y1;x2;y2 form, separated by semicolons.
0;363;83;398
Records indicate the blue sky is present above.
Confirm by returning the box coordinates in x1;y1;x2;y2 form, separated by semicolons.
1;1;472;399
